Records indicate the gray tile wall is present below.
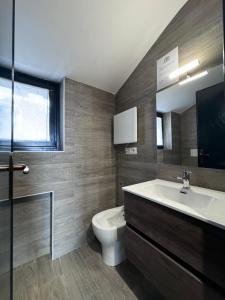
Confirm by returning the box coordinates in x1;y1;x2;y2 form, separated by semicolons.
115;0;225;205
0;201;10;275
162;112;181;165
13;78;116;259
13;194;51;267
180;105;198;166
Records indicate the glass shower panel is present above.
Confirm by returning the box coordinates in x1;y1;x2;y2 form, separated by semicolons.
0;0;14;299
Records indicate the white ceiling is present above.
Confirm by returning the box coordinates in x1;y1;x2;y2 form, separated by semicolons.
10;0;188;94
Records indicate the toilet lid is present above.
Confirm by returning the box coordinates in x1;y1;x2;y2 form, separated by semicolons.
92;206;126;230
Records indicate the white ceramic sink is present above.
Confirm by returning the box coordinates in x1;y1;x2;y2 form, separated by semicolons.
122;179;225;229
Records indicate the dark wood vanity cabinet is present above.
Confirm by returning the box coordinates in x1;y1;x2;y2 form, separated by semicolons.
124;192;225;300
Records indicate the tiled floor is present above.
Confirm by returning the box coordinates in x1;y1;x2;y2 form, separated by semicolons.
13;241;161;300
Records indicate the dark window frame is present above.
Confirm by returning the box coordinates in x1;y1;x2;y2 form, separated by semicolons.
157;112;164;149
0;66;61;151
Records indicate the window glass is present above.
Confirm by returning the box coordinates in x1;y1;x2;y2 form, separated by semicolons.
0;78;11;141
0;77;51;143
157;116;163;147
14;80;50;142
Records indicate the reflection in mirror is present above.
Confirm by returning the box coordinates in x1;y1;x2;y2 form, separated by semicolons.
157;64;224;169
157;64;224;168
156;1;224;169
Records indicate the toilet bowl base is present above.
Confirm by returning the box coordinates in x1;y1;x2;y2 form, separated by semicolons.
102;240;125;266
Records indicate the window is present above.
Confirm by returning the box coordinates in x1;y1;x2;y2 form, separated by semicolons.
0;67;60;151
157;112;164;149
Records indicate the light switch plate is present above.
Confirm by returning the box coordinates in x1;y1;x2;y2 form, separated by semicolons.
125;147;137;155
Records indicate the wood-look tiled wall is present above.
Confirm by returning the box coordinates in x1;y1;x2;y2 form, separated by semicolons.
13;193;51;267
13;78;116;259
115;0;225;205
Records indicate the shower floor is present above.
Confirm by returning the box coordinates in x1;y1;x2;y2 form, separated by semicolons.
13;240;160;300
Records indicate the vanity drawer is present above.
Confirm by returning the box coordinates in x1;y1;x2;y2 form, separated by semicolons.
124;192;225;291
125;226;225;300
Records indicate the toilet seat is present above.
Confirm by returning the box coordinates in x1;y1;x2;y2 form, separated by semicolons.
92;206;126;230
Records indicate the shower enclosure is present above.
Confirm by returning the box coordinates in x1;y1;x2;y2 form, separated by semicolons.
0;0;14;299
0;0;30;299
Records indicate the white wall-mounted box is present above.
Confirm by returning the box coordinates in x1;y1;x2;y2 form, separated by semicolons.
113;107;137;145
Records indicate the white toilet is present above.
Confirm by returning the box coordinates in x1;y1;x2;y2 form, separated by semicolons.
92;206;126;266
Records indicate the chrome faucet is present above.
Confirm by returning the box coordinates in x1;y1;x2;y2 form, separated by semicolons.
176;170;192;194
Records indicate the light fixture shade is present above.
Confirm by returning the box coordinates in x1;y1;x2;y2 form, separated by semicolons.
169;59;200;79
179;70;208;85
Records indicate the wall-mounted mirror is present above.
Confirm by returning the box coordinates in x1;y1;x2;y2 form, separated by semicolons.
156;0;224;169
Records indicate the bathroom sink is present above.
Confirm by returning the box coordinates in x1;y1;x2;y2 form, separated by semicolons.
146;184;213;209
122;179;225;229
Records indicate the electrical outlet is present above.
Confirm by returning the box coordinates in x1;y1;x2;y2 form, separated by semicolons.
125;147;137;155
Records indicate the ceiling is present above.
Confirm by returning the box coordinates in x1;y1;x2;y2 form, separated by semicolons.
2;0;188;94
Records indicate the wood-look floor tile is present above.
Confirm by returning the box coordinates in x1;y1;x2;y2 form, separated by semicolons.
38;276;68;300
0;273;10;300
14;242;151;300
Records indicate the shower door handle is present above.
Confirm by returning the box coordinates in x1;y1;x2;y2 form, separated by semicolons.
0;164;30;174
14;164;30;174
